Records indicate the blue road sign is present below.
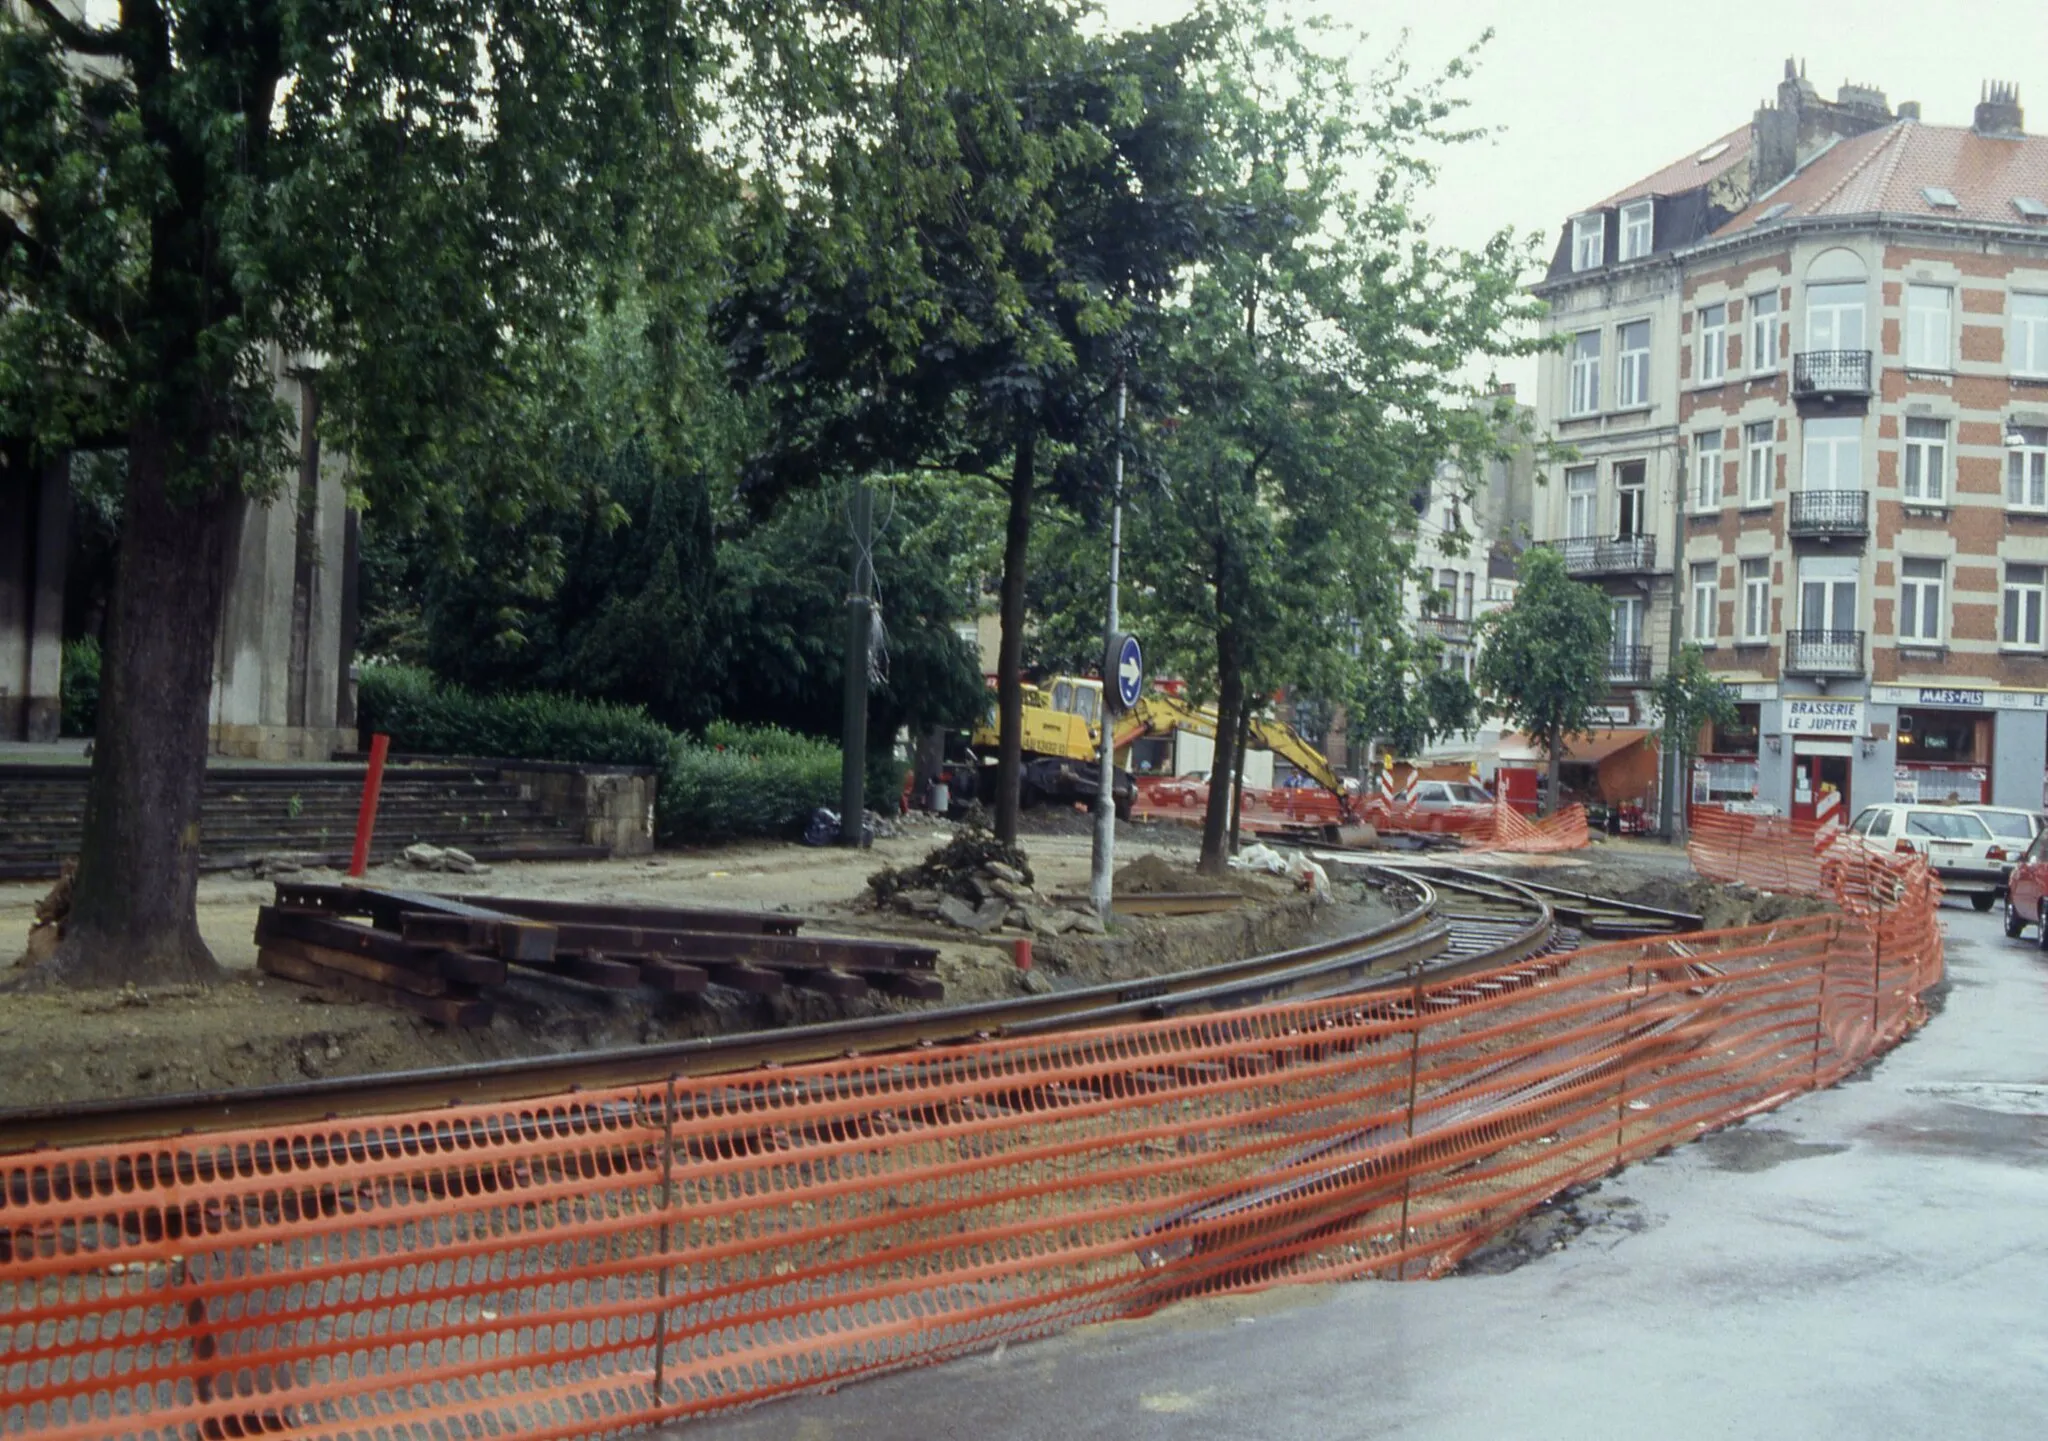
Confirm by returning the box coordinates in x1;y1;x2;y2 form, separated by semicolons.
1114;633;1143;710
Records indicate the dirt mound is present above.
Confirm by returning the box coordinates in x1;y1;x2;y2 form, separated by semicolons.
1113;853;1212;895
1607;875;1832;930
867;829;1035;904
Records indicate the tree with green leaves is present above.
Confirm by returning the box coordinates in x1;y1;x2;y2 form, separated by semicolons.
1652;643;1738;838
1349;639;1479;760
721;5;1220;845
1473;547;1613;816
1131;15;1541;872
0;0;731;986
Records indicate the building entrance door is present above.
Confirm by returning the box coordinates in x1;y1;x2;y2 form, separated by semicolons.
1789;751;1851;824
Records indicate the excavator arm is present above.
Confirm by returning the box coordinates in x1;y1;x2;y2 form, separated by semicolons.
1115;694;1347;801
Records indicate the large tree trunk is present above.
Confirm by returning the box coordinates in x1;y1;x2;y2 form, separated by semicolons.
993;425;1036;845
1543;723;1561;819
24;428;231;988
1198;625;1245;876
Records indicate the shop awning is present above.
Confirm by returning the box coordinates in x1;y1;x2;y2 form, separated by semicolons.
1499;729;1656;765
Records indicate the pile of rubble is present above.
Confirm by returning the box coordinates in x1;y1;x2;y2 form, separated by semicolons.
869;830;1107;939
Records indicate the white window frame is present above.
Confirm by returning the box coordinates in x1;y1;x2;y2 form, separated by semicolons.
1564;464;1598;539
1620;200;1653;261
1749;290;1780;372
1616;320;1651;408
1802;415;1862;492
1690;562;1718;643
2003;563;2046;649
1572;214;1605;272
1797;556;1858;634
1693;430;1723;511
1744;420;1775;507
1905;284;1953;370
1739;558;1771;643
2009;425;2048;511
1898;558;1946;645
1697;304;1727;383
1806;281;1867;351
1569;330;1602;416
2010;293;2048;378
1903;417;1949;504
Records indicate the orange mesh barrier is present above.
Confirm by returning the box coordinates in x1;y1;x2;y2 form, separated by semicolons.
1;842;1939;1438
1130;779;1343;832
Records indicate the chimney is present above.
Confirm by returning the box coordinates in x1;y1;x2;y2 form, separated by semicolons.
1897;100;1921;122
1976;81;2024;137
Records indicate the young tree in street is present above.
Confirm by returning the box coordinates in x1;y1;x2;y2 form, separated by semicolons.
1132;16;1541;873
0;0;743;986
722;7;1219;844
1652;643;1738;837
1473;547;1613;816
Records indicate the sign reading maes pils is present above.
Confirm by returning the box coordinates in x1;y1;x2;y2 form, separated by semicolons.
1784;699;1865;736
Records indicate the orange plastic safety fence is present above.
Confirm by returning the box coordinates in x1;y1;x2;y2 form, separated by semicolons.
1;846;1940;1439
1129;779;1342;832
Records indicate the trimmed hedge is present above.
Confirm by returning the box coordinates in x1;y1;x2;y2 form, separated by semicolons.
355;663;672;768
356;665;910;845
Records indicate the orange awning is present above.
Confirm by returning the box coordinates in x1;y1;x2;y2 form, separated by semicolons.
1500;729;1656;765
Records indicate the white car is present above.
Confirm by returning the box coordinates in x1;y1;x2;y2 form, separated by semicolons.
1409;780;1494;811
1965;806;2042;885
1847;804;2011;908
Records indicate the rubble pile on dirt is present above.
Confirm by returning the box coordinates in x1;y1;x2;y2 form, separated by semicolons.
868;830;1107;939
1607;874;1831;930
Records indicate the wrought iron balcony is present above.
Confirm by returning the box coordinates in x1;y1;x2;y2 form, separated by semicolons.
1417;613;1472;642
1557;534;1658;577
1784;628;1865;677
1606;645;1652;686
1792;350;1872;399
1787;489;1869;539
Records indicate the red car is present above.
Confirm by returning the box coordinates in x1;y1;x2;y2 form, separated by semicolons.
2000;825;2048;944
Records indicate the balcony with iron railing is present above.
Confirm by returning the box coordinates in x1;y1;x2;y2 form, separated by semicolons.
1787;490;1869;540
1417;612;1472;643
1556;534;1657;578
1606;645;1652;686
1784;629;1865;677
1792;350;1872;400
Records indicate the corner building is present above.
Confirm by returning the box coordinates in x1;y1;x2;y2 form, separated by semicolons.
1540;62;2048;819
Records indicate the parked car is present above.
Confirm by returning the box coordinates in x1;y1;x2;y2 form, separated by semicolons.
2001;826;2048;943
1965;806;2042;887
1409;780;1494;811
1846;804;2009;910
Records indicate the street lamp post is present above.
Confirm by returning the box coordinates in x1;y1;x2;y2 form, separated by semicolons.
1089;373;1129;923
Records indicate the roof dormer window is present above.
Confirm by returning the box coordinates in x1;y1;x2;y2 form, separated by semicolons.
1922;186;1960;210
1571;213;1605;272
1619;200;1654;261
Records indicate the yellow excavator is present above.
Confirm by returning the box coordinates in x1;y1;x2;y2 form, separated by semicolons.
1111;692;1351;803
967;676;1135;816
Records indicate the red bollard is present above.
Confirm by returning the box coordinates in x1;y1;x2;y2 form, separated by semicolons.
348;733;391;878
1013;937;1032;971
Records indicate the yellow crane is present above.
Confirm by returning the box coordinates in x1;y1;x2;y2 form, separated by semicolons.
1111;693;1349;801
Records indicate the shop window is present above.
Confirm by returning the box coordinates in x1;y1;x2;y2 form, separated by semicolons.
1710;704;1761;755
1896;710;1982;763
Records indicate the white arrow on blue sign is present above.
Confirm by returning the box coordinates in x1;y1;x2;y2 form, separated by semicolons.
1115;633;1143;709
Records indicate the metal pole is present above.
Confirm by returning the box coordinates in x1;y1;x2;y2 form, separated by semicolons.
839;481;875;846
1090;374;1128;923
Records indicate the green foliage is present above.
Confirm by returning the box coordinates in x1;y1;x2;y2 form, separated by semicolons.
657;723;901;845
1474;548;1614;749
1352;645;1479;758
59;638;99;738
1653;645;1739;763
355;664;672;768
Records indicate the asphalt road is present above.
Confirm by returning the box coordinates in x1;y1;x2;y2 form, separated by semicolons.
666;900;2048;1441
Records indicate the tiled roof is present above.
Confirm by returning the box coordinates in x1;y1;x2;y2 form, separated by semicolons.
1593;125;1753;209
1717;120;2048;233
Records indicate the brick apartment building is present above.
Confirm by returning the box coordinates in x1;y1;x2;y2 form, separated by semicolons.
1536;61;2048;821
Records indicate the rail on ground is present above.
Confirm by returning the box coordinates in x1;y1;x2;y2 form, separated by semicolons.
0;826;1941;1439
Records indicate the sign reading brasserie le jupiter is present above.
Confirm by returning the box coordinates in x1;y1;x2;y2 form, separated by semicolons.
1783;699;1865;736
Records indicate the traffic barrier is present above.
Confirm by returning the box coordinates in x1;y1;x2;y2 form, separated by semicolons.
0;832;1941;1439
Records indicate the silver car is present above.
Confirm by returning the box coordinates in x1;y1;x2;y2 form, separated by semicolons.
1965;806;2042;887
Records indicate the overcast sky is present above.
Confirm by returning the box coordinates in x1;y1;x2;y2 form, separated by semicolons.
1101;0;2048;392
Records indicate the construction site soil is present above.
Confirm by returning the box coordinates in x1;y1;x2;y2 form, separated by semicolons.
0;820;1359;1109
0;828;1814;1111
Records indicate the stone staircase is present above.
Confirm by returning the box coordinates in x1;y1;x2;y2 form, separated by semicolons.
0;763;611;880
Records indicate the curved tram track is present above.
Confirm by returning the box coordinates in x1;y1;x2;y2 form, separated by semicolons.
0;863;1698;1155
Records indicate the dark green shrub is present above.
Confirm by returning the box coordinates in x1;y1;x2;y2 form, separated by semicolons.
659;725;843;844
356;663;672;768
60;638;100;738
